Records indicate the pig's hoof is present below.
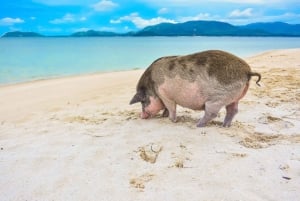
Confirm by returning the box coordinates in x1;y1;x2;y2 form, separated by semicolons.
222;123;231;127
197;122;206;127
169;117;177;123
222;121;232;127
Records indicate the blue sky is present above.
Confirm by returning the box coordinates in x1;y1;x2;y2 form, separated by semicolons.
0;0;300;35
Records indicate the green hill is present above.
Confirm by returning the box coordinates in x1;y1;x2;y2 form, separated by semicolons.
2;21;300;37
242;22;300;36
2;31;44;37
71;30;121;37
135;20;291;36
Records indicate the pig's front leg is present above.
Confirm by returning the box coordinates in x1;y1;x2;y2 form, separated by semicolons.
160;97;177;122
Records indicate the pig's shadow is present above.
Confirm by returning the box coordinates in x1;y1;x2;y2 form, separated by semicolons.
177;115;198;124
159;114;223;127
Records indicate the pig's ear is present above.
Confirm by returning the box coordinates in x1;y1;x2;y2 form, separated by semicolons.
130;91;145;105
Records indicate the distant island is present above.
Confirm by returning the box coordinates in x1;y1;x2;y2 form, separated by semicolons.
136;21;300;36
70;30;122;37
2;21;300;37
2;31;44;37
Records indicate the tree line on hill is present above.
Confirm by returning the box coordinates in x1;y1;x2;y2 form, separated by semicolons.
2;21;300;37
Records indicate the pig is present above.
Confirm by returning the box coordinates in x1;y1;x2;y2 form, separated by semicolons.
130;50;261;127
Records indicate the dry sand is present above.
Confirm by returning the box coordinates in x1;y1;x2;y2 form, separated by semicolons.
0;49;299;201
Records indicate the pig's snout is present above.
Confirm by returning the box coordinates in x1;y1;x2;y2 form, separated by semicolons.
140;111;150;119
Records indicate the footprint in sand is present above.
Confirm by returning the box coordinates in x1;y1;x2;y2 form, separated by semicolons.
239;133;281;149
258;115;294;131
137;143;163;164
170;143;192;168
129;173;155;190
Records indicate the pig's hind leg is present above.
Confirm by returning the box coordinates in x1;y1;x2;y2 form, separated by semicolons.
222;83;248;127
223;102;238;127
197;101;223;127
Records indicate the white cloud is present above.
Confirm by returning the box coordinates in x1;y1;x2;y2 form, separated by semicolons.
50;13;75;24
138;0;265;6
110;19;121;24
49;14;87;24
92;0;118;12
33;0;95;6
99;26;116;31
111;13;176;28
200;11;300;25
0;17;24;26
158;8;169;14
74;27;90;32
139;0;288;6
229;8;254;18
217;0;264;3
224;0;300;4
178;13;217;22
277;12;300;23
237;12;300;24
80;17;87;21
139;0;300;10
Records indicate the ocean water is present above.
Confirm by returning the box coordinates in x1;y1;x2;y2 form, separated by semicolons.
0;37;300;85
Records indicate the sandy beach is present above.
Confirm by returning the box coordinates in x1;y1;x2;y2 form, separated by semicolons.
0;49;299;201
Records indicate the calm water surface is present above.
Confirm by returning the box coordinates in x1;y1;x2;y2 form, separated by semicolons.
0;37;299;85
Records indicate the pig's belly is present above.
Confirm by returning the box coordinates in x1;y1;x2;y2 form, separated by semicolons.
158;79;207;110
174;90;206;110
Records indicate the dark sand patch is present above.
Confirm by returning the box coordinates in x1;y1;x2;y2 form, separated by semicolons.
130;173;155;190
137;143;163;164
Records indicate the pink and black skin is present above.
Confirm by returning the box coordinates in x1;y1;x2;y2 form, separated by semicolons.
130;50;261;127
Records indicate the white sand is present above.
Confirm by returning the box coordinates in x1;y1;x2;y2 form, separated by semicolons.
0;49;299;201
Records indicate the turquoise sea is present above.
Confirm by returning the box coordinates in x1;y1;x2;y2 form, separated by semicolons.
0;37;300;85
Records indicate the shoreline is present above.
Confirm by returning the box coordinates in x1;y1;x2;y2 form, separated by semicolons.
1;48;299;87
0;48;299;201
0;68;143;88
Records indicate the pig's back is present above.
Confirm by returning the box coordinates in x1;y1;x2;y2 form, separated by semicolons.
151;50;251;85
